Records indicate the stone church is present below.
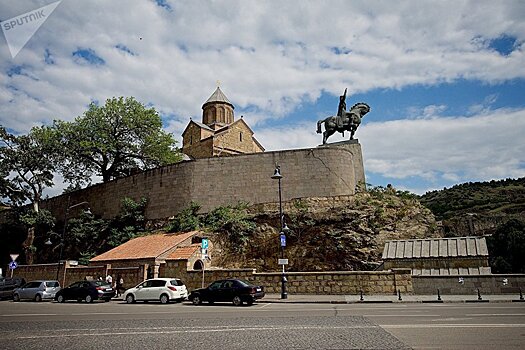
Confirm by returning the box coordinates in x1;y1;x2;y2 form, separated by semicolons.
181;87;265;159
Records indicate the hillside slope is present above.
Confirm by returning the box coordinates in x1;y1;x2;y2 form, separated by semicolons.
419;177;525;236
211;187;438;271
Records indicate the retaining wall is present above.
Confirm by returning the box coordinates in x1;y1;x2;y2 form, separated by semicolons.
413;274;525;295
39;143;363;220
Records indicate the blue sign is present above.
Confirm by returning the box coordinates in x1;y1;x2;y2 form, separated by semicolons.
202;238;209;249
8;261;17;270
280;234;286;247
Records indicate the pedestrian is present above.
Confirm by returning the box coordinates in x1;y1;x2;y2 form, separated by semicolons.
117;276;124;296
106;274;112;285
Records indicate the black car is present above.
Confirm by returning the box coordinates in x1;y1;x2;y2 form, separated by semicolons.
54;280;115;303
0;278;26;300
189;279;265;306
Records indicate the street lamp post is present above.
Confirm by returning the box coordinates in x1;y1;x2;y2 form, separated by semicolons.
55;196;90;282
271;166;288;299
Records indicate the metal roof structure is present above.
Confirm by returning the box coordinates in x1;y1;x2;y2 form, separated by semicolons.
412;266;492;276
382;236;489;260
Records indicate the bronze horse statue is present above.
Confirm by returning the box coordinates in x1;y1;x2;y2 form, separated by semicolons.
316;102;370;144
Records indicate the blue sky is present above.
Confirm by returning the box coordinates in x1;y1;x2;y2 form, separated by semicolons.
1;0;525;196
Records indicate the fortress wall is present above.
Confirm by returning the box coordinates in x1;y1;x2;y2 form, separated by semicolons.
41;144;361;220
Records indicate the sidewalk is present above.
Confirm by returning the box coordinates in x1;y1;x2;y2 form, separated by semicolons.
262;293;525;304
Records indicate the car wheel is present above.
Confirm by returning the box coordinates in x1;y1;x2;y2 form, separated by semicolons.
232;295;243;306
57;294;65;303
13;294;20;302
160;294;169;304
104;298;110;302
191;295;202;305
126;294;135;304
35;294;42;302
85;295;93;303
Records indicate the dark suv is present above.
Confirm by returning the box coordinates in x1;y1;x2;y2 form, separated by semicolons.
0;277;26;300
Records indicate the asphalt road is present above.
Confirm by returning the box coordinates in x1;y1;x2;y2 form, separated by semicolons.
1;300;524;349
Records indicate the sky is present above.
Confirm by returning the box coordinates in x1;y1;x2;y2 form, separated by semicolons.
1;0;525;196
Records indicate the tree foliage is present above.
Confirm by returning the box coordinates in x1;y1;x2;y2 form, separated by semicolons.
53;96;182;186
58;197;148;263
0;126;57;208
0;126;58;263
487;219;525;273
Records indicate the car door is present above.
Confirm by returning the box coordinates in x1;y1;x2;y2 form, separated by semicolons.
220;281;235;302
27;281;43;299
135;280;151;301
63;282;82;300
149;280;166;301
206;281;223;302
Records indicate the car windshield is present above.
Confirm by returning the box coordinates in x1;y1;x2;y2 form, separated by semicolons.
170;279;184;286
45;281;59;287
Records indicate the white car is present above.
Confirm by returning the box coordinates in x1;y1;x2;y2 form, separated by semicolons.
123;278;188;304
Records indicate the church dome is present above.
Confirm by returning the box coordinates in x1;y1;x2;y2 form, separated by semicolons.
202;86;234;126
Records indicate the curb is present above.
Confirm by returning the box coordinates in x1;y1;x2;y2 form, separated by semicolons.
262;299;518;304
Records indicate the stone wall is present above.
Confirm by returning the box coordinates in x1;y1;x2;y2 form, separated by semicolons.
40;144;363;220
160;260;412;294
10;262;147;289
413;274;525;295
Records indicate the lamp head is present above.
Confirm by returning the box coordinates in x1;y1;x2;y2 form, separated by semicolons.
271;166;282;180
45;238;52;246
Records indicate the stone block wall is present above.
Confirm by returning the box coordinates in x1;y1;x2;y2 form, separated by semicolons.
413;274;525;295
159;260;412;294
40;144;362;221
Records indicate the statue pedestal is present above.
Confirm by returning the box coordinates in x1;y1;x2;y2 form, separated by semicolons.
317;139;366;190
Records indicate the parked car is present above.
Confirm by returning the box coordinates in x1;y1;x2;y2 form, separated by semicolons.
123;278;188;304
54;280;115;303
189;278;265;306
13;280;60;302
0;277;26;300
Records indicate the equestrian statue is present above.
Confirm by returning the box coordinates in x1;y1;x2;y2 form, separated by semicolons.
316;88;370;144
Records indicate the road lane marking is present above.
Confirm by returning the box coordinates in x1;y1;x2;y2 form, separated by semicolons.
382;324;525;328
465;313;525;316
2;313;58;317
15;325;383;339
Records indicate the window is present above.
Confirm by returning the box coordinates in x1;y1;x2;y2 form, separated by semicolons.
151;280;166;287
209;281;222;290
170;279;184;286
24;282;41;288
45;281;59;288
239;132;243;142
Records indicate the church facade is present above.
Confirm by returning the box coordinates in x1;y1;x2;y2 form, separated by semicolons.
181;87;265;159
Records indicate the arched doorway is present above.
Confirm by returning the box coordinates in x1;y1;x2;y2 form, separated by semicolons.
193;259;204;270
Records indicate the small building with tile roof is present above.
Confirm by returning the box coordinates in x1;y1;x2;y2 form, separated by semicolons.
89;231;202;278
381;236;491;276
182;87;265;159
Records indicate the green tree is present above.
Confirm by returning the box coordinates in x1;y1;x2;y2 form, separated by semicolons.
488;219;525;273
54;97;182;186
0;126;57;263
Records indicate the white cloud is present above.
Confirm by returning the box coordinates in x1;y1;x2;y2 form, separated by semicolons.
1;0;524;196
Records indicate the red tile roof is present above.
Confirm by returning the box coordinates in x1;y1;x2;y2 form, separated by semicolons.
90;231;197;262
166;244;201;260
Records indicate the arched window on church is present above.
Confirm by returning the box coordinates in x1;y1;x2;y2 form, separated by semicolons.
239;132;243;142
218;107;224;123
